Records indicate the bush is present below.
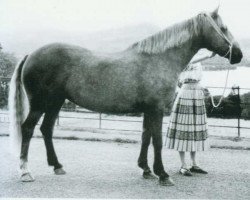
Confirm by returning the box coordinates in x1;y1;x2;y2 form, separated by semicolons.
241;92;250;119
205;93;241;119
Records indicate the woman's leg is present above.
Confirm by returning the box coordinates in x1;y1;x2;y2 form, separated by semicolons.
190;151;208;174
190;151;198;167
179;151;188;168
179;151;192;176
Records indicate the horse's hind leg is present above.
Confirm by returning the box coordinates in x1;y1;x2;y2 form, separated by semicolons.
40;99;65;175
20;109;43;182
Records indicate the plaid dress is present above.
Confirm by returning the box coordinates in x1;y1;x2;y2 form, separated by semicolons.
165;63;208;152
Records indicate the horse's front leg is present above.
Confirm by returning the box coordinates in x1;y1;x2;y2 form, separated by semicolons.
138;113;155;179
149;110;174;186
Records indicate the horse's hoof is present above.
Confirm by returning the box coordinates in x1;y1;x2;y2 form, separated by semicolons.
143;171;157;179
54;168;66;175
21;173;35;182
159;177;175;186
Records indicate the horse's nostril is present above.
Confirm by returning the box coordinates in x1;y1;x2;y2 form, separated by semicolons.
230;54;242;64
239;51;243;59
237;51;243;62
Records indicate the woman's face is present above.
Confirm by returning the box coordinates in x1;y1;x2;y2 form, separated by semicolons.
188;65;197;71
188;63;201;71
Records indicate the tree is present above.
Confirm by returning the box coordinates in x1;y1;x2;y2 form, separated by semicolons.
0;50;17;78
0;47;18;108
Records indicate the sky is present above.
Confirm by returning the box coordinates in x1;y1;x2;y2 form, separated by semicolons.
0;0;250;54
0;0;249;93
1;0;250;34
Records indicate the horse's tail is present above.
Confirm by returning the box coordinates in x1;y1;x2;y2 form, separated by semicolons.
9;55;29;157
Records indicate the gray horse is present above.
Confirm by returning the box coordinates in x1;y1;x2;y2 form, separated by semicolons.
9;8;242;186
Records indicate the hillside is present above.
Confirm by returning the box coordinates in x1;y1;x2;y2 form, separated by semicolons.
1;24;250;68
0;24;160;56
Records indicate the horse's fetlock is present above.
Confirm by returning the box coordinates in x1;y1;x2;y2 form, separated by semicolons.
138;161;144;169
153;165;162;176
53;163;63;170
138;159;148;169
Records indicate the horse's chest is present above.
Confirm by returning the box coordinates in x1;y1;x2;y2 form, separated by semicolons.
140;70;177;105
144;71;176;92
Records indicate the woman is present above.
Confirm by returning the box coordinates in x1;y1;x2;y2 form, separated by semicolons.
165;62;208;176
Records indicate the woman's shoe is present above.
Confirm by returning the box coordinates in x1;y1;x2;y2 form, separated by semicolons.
179;168;193;176
190;166;208;174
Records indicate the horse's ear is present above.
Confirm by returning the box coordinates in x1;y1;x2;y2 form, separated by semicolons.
212;6;219;18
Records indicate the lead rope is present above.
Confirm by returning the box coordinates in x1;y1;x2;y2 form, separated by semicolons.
210;44;233;107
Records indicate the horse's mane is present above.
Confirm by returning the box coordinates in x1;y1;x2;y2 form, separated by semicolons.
129;14;205;54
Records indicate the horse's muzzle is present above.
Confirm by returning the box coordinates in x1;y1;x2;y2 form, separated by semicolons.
230;45;243;64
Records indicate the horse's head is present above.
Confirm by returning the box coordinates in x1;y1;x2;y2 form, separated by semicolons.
199;7;243;64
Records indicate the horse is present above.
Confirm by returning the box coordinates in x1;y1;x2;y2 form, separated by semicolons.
9;8;242;186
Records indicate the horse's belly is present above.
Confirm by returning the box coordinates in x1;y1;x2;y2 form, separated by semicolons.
66;86;140;114
70;97;140;114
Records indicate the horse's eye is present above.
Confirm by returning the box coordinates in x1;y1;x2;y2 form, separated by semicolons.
221;27;227;32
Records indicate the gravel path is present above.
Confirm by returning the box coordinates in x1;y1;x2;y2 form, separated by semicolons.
1;137;250;199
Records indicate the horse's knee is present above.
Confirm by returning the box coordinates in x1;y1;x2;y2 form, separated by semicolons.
142;137;151;147
40;124;52;139
21;124;34;140
40;123;46;135
153;140;162;151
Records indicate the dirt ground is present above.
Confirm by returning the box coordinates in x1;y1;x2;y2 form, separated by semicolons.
1;136;250;199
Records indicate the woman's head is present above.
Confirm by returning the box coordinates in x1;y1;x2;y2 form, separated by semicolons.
188;63;202;71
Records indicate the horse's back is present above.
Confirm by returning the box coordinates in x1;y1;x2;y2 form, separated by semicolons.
21;43;143;113
24;43;92;70
21;43;92;99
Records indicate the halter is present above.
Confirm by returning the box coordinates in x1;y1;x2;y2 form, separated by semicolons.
187;12;234;108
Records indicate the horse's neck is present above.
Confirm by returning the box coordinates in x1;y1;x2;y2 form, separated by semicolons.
164;38;201;71
144;37;201;74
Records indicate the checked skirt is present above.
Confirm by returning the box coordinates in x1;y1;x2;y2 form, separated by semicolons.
165;82;208;152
